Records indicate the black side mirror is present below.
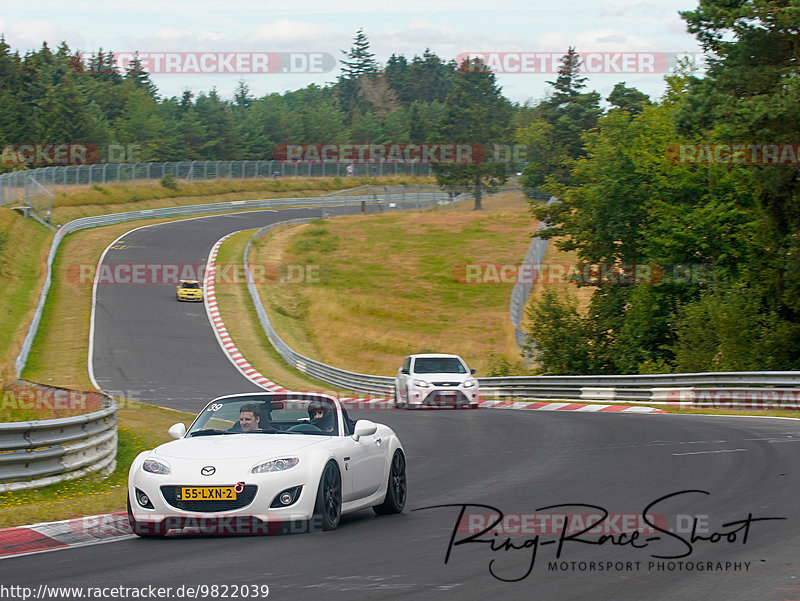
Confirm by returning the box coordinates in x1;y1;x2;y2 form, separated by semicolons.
470;368;476;374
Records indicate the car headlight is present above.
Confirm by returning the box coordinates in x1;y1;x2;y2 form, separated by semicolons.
251;457;300;474
463;379;477;388
412;379;431;388
143;459;170;475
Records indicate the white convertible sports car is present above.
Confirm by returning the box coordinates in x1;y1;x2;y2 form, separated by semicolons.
127;392;406;536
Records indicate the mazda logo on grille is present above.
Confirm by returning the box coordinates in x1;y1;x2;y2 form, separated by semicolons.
201;466;216;476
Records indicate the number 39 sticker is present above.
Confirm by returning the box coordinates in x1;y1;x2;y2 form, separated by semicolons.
207;403;224;412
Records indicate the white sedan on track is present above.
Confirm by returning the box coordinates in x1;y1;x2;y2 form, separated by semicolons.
394;353;480;409
127;392;406;536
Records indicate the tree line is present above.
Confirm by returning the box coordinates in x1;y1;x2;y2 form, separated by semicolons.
0;30;504;169
524;0;800;373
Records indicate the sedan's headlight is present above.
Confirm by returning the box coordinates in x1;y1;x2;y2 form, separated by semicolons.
143;459;170;475
412;379;431;388
463;379;478;388
251;457;300;474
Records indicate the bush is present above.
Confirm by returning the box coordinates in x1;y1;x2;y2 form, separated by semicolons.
486;354;512;377
160;173;179;190
525;289;598;374
672;284;800;371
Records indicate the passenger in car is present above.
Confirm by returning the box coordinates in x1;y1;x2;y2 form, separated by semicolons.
308;402;336;432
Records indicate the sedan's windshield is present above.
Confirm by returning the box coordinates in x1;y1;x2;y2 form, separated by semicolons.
413;357;467;374
180;282;201;289
188;395;339;436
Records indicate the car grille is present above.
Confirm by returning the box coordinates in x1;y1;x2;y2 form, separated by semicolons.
432;381;462;387
423;391;469;406
160;485;258;512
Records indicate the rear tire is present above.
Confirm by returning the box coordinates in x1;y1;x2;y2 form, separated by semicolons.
312;461;342;531
373;450;407;515
127;497;167;537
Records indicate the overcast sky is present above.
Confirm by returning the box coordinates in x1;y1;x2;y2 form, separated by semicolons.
1;0;703;105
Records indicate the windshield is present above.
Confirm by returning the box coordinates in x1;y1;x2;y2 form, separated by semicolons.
180;282;201;289
413;357;467;374
188;395;339;436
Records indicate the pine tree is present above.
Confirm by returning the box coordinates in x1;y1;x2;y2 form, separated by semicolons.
233;80;253;110
433;57;513;209
339;28;378;79
546;47;587;103
337;28;378;117
607;82;651;115
520;47;601;189
124;52;158;99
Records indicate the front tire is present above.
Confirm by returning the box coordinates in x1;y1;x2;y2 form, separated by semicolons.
373;450;407;515
312;461;342;531
393;387;403;409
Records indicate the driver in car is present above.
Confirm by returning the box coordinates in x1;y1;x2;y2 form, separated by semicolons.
238;403;261;432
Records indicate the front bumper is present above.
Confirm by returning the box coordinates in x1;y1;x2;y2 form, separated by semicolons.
176;292;203;301
129;472;316;534
406;387;480;408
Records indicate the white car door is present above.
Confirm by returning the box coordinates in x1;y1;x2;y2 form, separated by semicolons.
345;430;387;499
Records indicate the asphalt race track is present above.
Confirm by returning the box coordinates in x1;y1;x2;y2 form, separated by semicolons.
90;206;355;410
4;207;800;600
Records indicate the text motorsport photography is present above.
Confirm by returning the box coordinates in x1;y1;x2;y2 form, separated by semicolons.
415;490;784;582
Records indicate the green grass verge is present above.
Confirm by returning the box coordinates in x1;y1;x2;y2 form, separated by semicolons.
249;191;535;377
0;210;53;384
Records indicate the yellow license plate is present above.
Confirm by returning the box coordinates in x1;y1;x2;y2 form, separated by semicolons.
179;487;236;501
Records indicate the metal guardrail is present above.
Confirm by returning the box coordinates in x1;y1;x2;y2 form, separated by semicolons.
0;160;434;206
0;391;117;492
480;372;800;388
510;196;558;349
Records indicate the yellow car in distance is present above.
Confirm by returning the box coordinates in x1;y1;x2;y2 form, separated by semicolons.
176;279;203;302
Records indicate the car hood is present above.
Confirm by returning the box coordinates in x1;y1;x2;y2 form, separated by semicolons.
152;434;329;460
